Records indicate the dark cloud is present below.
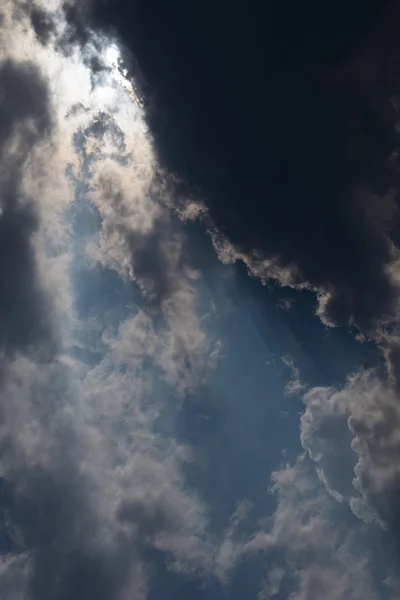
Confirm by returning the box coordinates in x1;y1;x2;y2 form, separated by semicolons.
27;6;57;45
64;0;400;335
0;60;50;153
0;59;57;355
2;466;110;600
0;443;135;600
61;1;91;51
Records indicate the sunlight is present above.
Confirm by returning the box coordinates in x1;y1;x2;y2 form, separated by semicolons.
103;43;120;70
101;42;144;109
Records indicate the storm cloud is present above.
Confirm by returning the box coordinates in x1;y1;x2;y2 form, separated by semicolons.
64;0;400;336
0;59;56;354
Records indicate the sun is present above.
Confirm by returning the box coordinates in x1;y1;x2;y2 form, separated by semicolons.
101;42;144;109
103;43;120;70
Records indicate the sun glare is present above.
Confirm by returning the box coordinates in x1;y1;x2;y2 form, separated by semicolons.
104;43;120;70
101;42;144;109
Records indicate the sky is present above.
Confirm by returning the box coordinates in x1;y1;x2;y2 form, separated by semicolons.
1;0;400;598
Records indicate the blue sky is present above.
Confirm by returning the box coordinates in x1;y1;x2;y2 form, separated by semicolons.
64;164;394;598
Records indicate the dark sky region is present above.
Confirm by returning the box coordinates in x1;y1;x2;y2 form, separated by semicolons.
0;1;400;599
65;0;400;333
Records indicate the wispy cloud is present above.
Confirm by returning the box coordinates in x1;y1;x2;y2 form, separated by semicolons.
242;457;387;600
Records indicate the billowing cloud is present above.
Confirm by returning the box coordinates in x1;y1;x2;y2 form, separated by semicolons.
242;458;387;600
301;370;400;535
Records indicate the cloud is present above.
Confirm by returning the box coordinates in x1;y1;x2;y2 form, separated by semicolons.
3;4;399;600
81;115;219;393
0;315;216;600
300;368;400;536
62;0;400;337
281;355;307;397
26;5;57;45
59;3;400;576
242;458;384;600
0;59;59;355
0;33;83;600
0;6;222;600
258;565;285;600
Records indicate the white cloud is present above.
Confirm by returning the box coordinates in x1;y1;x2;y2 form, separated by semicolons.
282;355;307;397
258;565;285;599
301;369;400;531
241;458;382;600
